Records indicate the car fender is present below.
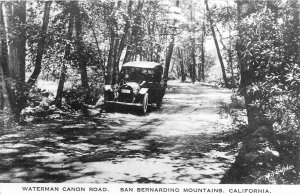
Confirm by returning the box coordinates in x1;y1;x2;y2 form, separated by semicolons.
139;88;148;95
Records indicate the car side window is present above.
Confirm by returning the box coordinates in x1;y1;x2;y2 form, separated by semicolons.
153;69;162;82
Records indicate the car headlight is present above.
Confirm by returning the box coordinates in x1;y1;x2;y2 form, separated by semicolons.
104;85;113;92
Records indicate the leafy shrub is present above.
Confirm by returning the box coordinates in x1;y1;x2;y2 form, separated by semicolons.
62;85;103;111
219;91;247;130
21;86;56;121
226;0;300;183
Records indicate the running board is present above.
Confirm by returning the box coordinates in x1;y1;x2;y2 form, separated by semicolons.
104;100;143;107
104;101;157;107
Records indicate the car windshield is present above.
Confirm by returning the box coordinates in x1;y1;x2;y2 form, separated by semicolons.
121;67;155;83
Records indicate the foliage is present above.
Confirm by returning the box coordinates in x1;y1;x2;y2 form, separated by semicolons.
219;91;247;130
230;0;300;183
20;86;55;121
62;86;103;111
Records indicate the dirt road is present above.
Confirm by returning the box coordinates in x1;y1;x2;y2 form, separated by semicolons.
0;80;235;183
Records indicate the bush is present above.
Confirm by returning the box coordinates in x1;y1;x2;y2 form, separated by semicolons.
20;85;56;121
62;85;103;111
232;0;300;183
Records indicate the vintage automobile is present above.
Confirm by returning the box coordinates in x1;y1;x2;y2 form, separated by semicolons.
103;61;165;114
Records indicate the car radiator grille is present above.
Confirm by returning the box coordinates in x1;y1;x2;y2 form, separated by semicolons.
119;89;134;102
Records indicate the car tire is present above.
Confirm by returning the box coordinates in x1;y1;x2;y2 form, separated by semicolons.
103;102;114;112
156;98;162;109
141;93;148;114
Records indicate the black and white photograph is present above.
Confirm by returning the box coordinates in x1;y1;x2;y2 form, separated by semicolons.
0;0;299;190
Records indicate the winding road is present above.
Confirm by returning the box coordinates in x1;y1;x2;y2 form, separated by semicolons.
0;80;235;183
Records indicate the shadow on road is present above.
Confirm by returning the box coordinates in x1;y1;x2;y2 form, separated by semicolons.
0;80;235;183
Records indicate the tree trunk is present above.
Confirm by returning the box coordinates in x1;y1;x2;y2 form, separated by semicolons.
228;44;235;86
0;3;10;111
27;1;52;88
112;36;120;85
201;22;205;82
89;21;105;75
118;0;133;61
0;64;5;111
114;0;134;84
0;3;4;110
55;2;75;108
105;28;115;85
75;2;89;89
205;0;229;88
123;0;143;65
227;3;235;86
105;3;117;85
216;26;235;87
3;2;26;122
163;35;175;87
197;61;202;81
190;37;197;83
189;3;196;83
177;48;186;82
201;33;205;81
55;62;66;109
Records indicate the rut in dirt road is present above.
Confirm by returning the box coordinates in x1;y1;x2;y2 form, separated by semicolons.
0;80;235;183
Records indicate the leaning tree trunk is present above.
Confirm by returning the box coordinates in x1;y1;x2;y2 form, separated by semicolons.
55;2;75;108
3;2;26;122
205;0;229;88
27;1;52;88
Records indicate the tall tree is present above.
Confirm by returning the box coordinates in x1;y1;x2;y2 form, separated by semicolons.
0;2;4;110
2;2;26;122
200;21;206;81
216;26;235;86
27;1;52;88
163;34;175;87
177;47;186;82
55;2;75;108
123;0;144;64
189;2;197;83
105;1;118;85
75;1;89;89
205;0;229;88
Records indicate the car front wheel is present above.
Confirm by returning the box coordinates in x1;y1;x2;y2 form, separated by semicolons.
156;98;162;109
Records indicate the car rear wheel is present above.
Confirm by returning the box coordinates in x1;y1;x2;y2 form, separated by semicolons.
140;93;148;114
156;98;162;109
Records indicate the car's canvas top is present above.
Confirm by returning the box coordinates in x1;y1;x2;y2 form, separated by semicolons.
122;61;162;69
